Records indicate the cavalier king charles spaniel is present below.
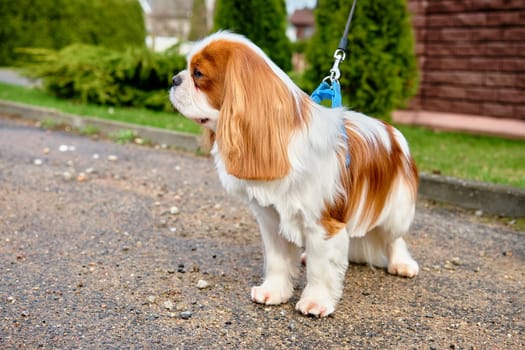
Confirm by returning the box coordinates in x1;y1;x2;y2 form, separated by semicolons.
170;32;419;317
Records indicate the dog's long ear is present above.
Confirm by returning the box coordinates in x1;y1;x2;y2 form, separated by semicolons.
216;45;304;180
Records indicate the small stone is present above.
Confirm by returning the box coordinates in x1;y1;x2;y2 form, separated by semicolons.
444;261;456;270
134;138;144;145
59;145;69;152
180;311;192;319
167;312;177;318
43;147;50;154
63;172;73;181
33;159;43;165
107;155;118;161
77;173;87;182
475;210;483;217
85;167;96;174
288;322;296;331
146;295;157;304
92;153;100;160
170;206;180;215
451;257;462;266
196;279;210;289
163;300;174;311
503;250;513;257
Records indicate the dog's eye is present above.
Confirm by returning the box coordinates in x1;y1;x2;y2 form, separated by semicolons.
193;68;203;78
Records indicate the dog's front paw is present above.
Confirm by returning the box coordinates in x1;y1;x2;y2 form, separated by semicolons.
251;279;293;305
388;258;419;278
295;286;336;317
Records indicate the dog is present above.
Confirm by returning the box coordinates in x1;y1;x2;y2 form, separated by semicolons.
170;31;419;317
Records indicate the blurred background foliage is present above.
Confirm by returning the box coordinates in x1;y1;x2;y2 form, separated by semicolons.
20;45;186;111
306;0;418;118
214;0;292;72
0;0;418;117
0;0;145;65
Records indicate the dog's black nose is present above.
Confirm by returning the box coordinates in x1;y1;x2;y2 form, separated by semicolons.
172;74;183;86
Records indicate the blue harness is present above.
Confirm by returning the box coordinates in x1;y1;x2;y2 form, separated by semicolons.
311;80;351;168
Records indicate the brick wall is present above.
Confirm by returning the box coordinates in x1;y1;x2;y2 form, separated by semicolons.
407;0;525;120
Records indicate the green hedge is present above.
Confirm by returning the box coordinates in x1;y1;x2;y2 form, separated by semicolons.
0;0;145;65
22;45;186;111
305;0;419;118
214;0;292;71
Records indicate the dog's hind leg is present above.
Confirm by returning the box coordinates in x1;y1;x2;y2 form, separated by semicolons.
348;177;419;277
348;228;388;268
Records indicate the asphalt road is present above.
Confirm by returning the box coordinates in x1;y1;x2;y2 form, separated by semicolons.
1;115;523;349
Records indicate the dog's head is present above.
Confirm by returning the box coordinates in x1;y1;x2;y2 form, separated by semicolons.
170;31;310;180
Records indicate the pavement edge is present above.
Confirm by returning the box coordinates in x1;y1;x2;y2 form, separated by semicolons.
1;99;523;218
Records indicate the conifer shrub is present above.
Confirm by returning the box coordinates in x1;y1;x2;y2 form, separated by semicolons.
0;0;145;65
305;0;419;118
214;0;292;71
189;0;209;41
22;45;186;111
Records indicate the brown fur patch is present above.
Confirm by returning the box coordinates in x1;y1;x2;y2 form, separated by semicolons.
191;40;309;180
321;121;418;237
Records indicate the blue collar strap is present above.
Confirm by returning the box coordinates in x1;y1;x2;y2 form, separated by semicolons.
311;80;351;167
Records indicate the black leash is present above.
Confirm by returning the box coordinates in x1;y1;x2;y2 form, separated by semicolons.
338;0;357;52
326;0;357;82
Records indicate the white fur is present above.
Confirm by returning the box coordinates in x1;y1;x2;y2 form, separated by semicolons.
170;32;419;317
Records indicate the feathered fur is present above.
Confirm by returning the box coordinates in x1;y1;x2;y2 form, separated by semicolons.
170;31;419;317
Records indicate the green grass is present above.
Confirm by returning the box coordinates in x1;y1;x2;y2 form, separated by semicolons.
397;125;524;188
0;82;523;188
0;82;201;134
109;129;138;144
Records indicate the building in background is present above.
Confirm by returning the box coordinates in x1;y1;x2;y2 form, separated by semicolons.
396;0;525;139
140;0;316;46
140;0;214;51
288;8;315;41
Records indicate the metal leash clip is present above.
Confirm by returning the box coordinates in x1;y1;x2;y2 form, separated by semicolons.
330;48;346;81
324;0;356;82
